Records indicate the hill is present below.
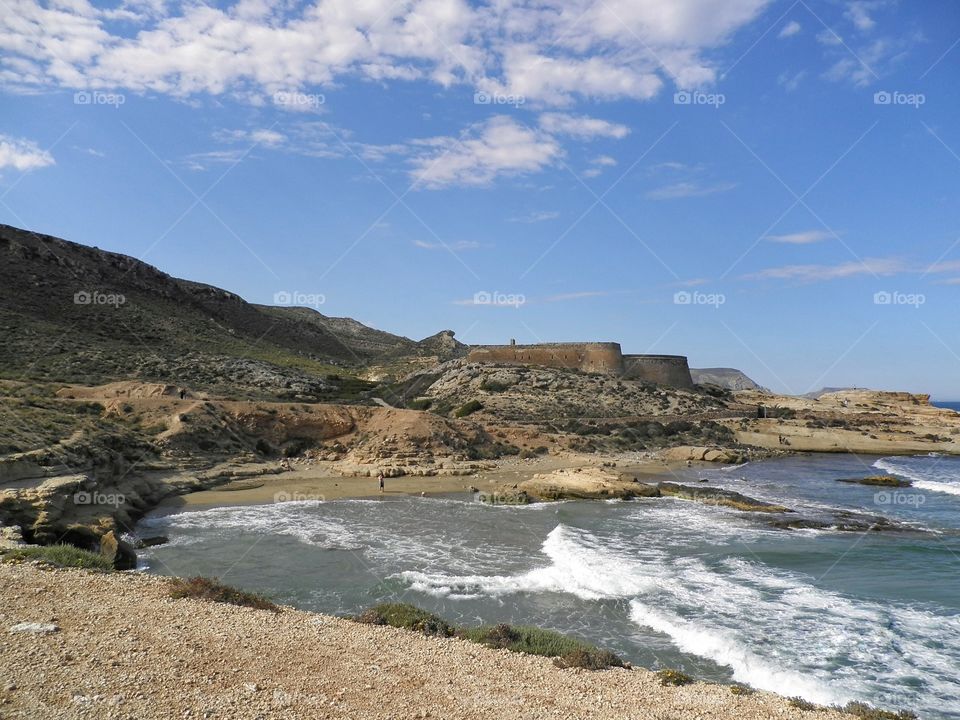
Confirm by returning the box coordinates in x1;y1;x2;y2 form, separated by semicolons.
0;224;453;400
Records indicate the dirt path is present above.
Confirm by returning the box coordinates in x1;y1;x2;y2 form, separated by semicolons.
0;563;845;720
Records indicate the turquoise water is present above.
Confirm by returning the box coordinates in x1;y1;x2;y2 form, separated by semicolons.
137;454;960;719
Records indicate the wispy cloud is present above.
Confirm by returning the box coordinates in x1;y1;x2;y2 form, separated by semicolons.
779;20;802;38
583;154;617;178
777;69;806;92
413;239;484;251
764;229;835;244
543;290;610;302
744;257;907;282
508;210;560;223
538;113;630;140
647;181;737;200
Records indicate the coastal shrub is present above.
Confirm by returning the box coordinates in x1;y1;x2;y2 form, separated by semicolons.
842;702;917;720
656;668;693;686
554;648;625;670
454;399;484;417
283;437;314;457
767;407;797;420
461;623;624;670
168;576;281;613
1;544;113;571
730;684;754;696
788;697;819;711
480;378;513;393
354;603;453;637
255;438;276;456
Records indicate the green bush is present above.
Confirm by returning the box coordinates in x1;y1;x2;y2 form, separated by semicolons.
730;684;754;696
788;697;819;711
454;399;484;417
168;576;280;613
407;398;432;411
842;702;917;720
656;668;693;686
1;544;112;571
354;603;453;637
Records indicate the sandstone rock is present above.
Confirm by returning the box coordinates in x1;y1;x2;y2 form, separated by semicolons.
657;482;791;513
99;531;137;570
835;475;911;488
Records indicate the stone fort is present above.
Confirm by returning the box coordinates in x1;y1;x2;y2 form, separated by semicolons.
466;341;694;389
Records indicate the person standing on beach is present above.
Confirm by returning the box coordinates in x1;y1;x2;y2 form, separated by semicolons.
378;471;384;493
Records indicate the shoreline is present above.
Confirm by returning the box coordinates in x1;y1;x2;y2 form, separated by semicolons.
0;562;847;720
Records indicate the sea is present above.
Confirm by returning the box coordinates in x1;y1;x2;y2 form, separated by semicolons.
136;453;960;719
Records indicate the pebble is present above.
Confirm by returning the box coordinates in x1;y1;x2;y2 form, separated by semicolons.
9;622;60;634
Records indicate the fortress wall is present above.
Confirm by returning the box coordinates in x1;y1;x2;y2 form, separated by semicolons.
466;343;624;375
622;354;694;389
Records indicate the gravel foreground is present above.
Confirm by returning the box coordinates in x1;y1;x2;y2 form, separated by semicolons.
0;563;845;720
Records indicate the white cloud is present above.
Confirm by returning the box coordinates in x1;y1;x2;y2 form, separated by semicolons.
764;229;835;244
0;0;773;104
0;134;54;171
408;116;563;189
491;47;664;105
779;20;801;38
538;113;629;140
647;180;737;199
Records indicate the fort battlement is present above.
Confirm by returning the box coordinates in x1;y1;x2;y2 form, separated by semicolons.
465;342;694;388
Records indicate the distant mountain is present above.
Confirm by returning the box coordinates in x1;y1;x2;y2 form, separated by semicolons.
691;367;765;392
0;223;450;398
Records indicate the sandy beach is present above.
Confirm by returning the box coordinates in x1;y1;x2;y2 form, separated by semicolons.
172;454;687;508
0;562;847;720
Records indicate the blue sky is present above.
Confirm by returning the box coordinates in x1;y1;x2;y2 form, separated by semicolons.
1;0;959;396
